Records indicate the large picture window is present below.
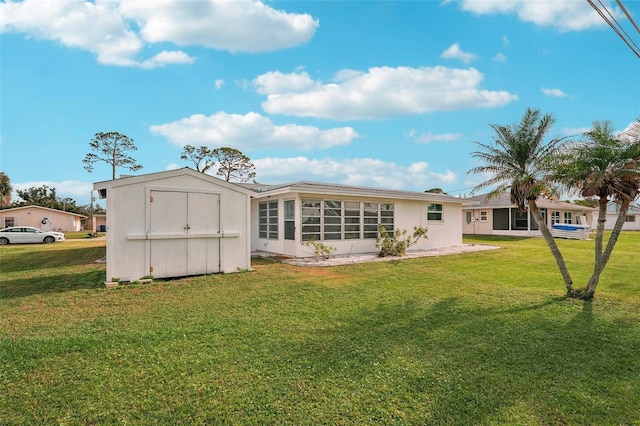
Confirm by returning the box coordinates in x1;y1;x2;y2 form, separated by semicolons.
259;201;278;239
301;199;394;241
427;203;443;221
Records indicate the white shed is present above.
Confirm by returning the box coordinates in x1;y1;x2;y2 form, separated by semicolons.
94;168;253;282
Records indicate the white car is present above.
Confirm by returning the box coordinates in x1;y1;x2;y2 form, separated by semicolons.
0;226;66;245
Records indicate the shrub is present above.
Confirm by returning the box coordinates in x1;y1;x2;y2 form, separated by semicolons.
303;238;337;262
376;225;428;257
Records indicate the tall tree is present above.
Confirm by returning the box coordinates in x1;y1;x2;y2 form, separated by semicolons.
180;145;216;173
212;147;256;182
468;108;575;295
0;172;12;207
83;132;142;180
552;119;640;300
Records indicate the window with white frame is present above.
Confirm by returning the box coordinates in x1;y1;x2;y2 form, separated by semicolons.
551;211;560;225
480;211;488;222
625;215;635;223
564;212;572;224
301;199;321;241
427;203;443;221
258;201;279;239
344;201;361;239
301;199;394;241
3;217;15;228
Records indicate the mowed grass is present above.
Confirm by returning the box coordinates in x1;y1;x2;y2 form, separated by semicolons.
1;234;639;425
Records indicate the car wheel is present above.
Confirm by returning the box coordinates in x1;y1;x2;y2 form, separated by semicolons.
43;236;55;243
0;237;8;245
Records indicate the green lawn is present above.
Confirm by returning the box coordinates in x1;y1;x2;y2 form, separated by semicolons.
1;234;639;424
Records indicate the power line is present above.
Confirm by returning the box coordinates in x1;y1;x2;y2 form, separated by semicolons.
587;0;640;59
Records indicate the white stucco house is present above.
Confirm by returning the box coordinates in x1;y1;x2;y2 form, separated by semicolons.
243;181;469;259
462;193;596;238
0;205;85;232
94;168;471;282
597;202;640;230
94;168;253;282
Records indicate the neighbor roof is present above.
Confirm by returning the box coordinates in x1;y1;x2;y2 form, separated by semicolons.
465;192;596;212
241;181;474;205
0;205;86;217
606;202;640;215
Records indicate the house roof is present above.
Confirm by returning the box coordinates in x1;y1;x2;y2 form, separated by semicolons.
465;192;597;212
606;202;640;215
93;167;255;199
0;205;86;218
240;181;474;205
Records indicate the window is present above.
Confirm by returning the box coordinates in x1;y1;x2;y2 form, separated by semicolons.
427;203;443;221
380;203;394;233
301;199;321;241
564;212;572;224
301;199;394;241
480;211;488;222
344;201;361;239
363;202;380;239
465;211;472;224
323;200;342;240
625;215;636;223
3;217;15;228
258;201;278;239
284;200;295;240
512;211;528;230
551;211;560;225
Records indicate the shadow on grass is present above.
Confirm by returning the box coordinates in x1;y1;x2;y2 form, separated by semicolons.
0;246;106;273
0;270;106;299
287;296;639;424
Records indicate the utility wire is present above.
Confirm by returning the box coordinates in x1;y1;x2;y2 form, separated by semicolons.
587;0;640;59
616;0;640;35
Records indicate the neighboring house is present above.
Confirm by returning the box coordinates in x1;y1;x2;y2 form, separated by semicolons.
462;193;596;237
0;205;85;232
243;181;469;259
596;202;640;231
91;214;107;232
94;168;253;282
94;168;471;281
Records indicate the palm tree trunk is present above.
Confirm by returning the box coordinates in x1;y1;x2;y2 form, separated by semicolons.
583;200;631;300
528;200;574;294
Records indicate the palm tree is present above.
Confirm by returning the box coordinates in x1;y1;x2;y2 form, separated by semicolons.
552;119;640;300
0;172;12;207
468;108;575;294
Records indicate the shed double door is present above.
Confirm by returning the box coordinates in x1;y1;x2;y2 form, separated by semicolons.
149;190;220;278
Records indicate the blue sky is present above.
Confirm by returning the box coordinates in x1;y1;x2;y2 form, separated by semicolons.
1;0;639;207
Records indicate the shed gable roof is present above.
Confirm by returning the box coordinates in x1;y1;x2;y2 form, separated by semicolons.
93;167;255;199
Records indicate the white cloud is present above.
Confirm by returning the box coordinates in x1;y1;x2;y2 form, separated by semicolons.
253;157;457;190
502;35;510;48
458;0;615;31
493;52;508;63
214;79;225;90
410;131;463;144
541;87;570;98
0;0;318;67
150;112;359;151
441;43;477;63
254;66;518;120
